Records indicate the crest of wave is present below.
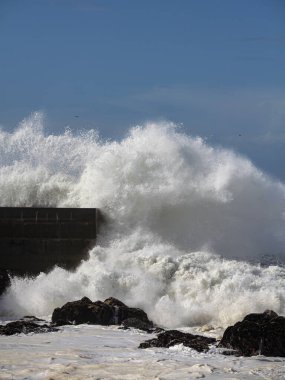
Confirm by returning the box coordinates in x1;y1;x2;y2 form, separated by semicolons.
1;112;285;327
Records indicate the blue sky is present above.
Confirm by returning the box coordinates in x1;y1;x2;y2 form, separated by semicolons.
1;0;285;179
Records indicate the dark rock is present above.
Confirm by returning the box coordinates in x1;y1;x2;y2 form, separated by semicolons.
103;297;151;325
0;320;58;336
139;330;216;352
262;316;285;356
0;269;10;296
52;297;113;326
22;315;44;321
104;297;127;308
219;310;285;357
243;310;278;324
51;296;153;327
121;318;154;332
123;306;151;324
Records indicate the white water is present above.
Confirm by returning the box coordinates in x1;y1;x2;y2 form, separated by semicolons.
1;112;285;328
2;324;285;380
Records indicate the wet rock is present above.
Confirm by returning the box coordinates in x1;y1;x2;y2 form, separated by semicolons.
219;310;285;357
122;306;151;324
52;296;153;327
22;315;42;321
104;297;127;308
262;316;285;356
103;297;151;325
243;309;278;324
139;330;216;352
0;269;10;296
52;297;113;326
0;320;58;336
121;318;154;332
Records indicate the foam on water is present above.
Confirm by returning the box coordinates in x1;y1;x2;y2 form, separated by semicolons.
1;112;285;327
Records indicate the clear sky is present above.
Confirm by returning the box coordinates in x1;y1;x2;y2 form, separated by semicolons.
1;0;285;179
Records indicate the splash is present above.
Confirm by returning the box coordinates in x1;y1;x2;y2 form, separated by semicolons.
1;112;285;327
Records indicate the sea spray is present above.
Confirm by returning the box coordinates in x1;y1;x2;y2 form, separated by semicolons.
1;112;285;327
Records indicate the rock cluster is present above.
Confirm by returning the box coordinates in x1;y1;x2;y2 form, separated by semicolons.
139;330;216;352
2;295;285;358
219;310;285;357
51;296;153;328
0;316;58;336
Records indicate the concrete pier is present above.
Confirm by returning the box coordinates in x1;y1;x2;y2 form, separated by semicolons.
0;207;102;276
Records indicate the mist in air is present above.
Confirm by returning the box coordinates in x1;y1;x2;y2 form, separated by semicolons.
1;112;285;328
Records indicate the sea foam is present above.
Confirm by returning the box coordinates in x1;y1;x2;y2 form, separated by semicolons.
1;112;285;327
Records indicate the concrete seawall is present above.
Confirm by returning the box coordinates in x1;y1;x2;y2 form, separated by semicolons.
0;207;102;276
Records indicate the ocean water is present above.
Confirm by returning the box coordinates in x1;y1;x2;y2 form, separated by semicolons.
2;324;285;380
1;113;285;379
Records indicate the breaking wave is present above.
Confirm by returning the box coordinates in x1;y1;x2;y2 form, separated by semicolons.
1;112;285;327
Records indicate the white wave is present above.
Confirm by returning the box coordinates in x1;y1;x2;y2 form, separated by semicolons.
1;112;285;327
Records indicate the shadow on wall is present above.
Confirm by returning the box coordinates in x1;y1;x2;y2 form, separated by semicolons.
0;207;104;276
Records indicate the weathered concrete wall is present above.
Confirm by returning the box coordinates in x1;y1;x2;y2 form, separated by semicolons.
0;207;101;276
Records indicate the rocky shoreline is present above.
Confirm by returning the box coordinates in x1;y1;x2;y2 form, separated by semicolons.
1;296;285;357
